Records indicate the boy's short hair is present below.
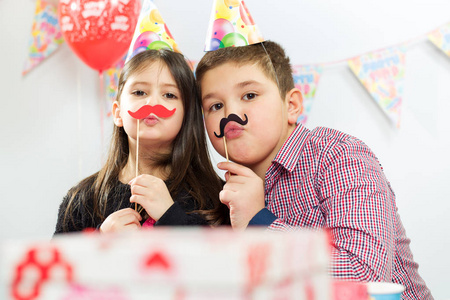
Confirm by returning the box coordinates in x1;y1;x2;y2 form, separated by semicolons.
196;40;295;100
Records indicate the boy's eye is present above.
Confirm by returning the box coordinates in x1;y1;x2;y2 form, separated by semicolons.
164;93;177;99
210;103;223;112
242;93;257;101
132;90;146;96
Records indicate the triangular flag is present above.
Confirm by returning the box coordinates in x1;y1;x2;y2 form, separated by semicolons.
22;0;64;75
103;55;126;116
428;22;450;57
204;0;264;51
292;65;323;125
348;47;406;128
188;60;199;72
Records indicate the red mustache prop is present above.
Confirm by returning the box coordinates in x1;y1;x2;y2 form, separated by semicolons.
128;105;176;119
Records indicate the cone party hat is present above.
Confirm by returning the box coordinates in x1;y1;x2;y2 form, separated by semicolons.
125;0;180;63
204;0;264;51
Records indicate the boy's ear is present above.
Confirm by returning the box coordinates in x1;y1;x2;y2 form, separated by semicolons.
112;101;123;127
285;88;303;125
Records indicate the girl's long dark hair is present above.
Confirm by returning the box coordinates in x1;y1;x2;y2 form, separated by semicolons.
63;50;229;228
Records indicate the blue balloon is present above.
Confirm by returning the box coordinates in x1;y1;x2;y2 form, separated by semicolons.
131;46;148;57
206;38;224;51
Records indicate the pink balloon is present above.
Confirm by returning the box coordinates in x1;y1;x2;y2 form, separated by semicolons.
133;31;161;51
211;18;235;41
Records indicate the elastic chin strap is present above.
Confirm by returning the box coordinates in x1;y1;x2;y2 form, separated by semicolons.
260;42;280;89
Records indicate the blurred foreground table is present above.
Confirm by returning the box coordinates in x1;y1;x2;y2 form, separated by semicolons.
0;227;367;299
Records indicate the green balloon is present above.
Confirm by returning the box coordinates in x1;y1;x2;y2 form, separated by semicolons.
148;41;173;51
221;33;248;48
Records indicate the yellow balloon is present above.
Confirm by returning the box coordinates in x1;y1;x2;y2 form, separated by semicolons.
149;9;165;25
215;0;238;20
224;0;240;8
139;14;161;33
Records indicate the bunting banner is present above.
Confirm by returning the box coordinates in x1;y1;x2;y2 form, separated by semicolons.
348;47;406;128
20;2;450;132
188;60;199;73
427;22;450;57
104;56;126;114
22;0;64;75
292;65;323;125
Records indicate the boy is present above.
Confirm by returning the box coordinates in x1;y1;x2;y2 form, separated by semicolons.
195;40;432;299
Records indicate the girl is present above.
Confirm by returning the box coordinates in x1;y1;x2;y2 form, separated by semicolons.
54;49;230;234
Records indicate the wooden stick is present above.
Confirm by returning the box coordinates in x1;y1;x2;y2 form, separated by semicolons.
223;136;229;162
135;120;139;211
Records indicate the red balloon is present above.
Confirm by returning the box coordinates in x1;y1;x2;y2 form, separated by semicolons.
59;0;141;72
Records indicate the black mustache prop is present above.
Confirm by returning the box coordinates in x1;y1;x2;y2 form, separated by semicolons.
214;113;248;138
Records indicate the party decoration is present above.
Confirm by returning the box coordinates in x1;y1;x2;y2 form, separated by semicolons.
1;228;332;299
62;284;129;299
22;0;64;75
428;22;450;57
12;245;73;299
44;0;60;6
204;0;264;51
58;0;141;72
214;113;248;138
144;251;172;271
127;103;176;217
104;56;125;106
292;65;323;125
188;59;199;72
128;105;176;119
125;0;180;63
348;47;406;128
214;113;249;163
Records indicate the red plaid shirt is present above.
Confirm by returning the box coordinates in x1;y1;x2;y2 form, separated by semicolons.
254;124;432;299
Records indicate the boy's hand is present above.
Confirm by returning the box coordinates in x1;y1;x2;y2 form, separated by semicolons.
100;208;142;233
217;161;265;230
129;174;174;221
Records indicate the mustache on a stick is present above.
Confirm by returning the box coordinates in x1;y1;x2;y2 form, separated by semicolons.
128;105;176;119
214;113;248;138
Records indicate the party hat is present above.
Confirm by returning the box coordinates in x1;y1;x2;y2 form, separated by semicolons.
204;0;264;51
125;0;180;62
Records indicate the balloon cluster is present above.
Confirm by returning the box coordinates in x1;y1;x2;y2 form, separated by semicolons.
125;0;180;62
205;0;263;51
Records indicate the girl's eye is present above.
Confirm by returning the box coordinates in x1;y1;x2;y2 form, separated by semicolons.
210;103;223;112
132;90;146;96
243;93;257;101
164;93;177;99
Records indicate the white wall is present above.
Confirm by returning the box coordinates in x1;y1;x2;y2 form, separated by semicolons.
1;0;449;298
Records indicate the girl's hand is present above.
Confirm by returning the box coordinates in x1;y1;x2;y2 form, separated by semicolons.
129;174;174;221
100;208;142;233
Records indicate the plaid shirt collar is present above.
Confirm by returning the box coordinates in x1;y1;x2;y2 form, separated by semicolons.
266;124;311;181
